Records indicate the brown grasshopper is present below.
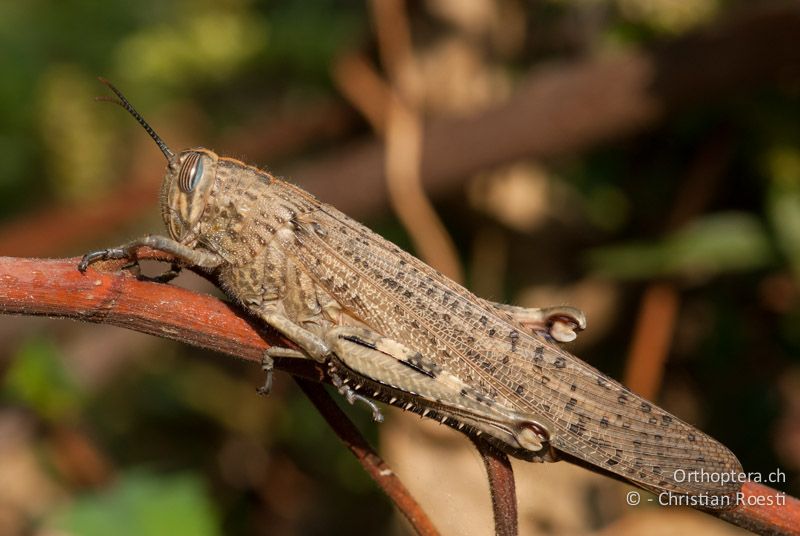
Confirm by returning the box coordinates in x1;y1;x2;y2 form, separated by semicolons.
79;79;743;503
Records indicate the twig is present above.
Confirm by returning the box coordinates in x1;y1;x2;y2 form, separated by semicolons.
383;96;464;283
623;282;680;399
472;439;518;536
296;379;440;536
48;424;115;489
333;54;391;133
293;2;800;218
715;482;800;535
335;0;464;282
1;255;796;533
0;255;437;536
217;98;356;164
334;56;465;282
370;0;415;92
623;128;733;397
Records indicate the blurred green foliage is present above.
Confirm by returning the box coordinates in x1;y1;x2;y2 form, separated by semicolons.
4;337;84;422
0;0;365;216
766;146;800;279
589;212;775;279
50;471;219;536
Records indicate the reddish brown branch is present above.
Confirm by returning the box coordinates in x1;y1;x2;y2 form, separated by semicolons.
0;255;436;535
1;255;797;534
472;439;518;536
296;379;440;536
715;482;800;535
0;255;277;365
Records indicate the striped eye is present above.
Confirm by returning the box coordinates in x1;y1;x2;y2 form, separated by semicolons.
178;152;204;193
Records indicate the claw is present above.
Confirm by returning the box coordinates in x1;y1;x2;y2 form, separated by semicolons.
78;247;130;272
331;372;384;422
257;354;275;396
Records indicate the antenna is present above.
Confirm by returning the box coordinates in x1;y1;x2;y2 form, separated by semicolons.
96;77;174;160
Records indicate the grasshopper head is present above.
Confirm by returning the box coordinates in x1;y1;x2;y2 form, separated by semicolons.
161;149;219;244
96;78;219;245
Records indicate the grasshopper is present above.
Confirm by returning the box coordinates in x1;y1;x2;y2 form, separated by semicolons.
79;79;742;502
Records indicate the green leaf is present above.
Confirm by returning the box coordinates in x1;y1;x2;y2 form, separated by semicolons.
765;146;800;280
4;337;82;421
50;471;219;536
114;8;268;90
588;212;774;279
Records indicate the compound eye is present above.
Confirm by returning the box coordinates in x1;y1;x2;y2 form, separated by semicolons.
178;152;204;193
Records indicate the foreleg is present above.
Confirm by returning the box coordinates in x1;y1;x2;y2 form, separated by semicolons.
78;235;224;272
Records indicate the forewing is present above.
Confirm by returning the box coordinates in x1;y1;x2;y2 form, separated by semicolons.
282;204;741;498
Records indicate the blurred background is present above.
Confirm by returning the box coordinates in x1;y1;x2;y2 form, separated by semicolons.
0;0;798;534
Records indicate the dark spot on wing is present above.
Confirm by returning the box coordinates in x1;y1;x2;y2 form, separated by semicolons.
509;330;519;352
568;423;586;436
475;391;495;406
